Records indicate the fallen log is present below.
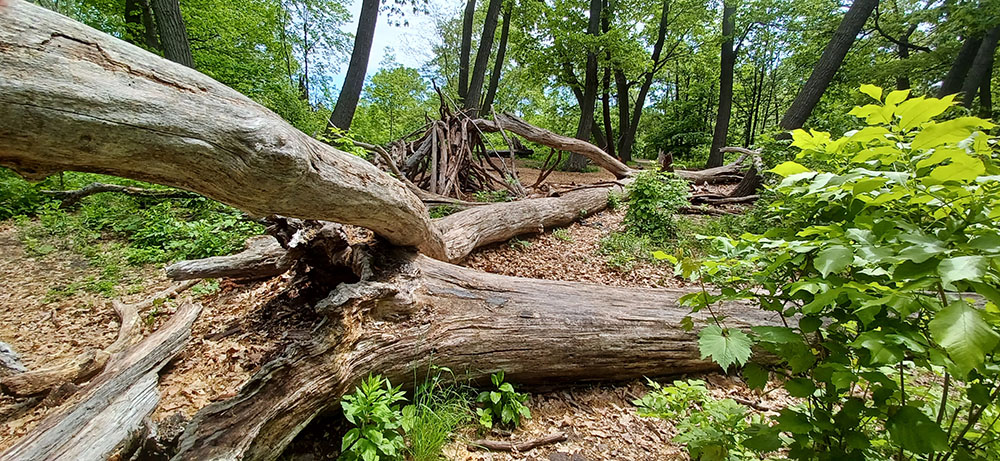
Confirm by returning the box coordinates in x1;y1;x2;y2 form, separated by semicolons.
0;1;445;258
171;248;780;460
0;342;26;378
166;235;298;281
0;301;202;461
469;432;568;452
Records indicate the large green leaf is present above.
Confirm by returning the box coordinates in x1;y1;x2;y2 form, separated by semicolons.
770;161;811;177
814;245;853;277
938;255;987;285
698;325;753;370
896;94;955;130
929;301;1000;376
911;117;994;150
859;84;882;102
887;405;949;454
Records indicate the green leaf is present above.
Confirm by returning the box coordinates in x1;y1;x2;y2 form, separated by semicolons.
815;245;853;277
938;256;987;286
698;325;753;370
490;391;501;404
887;406;949;454
885;89;911;106
742;362;769;390
929;301;1000;376
784;378;817;397
742;423;782;452
859;84;882;101
652;250;677;263
896;94;955;130
342;428;361;452
770;161;811;177
911;117;994;150
928;154;986;183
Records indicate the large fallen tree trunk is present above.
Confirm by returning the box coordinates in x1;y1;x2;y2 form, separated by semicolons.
0;1;445;259
172;245;780;460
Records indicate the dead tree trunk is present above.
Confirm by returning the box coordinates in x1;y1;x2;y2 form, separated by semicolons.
169;245;779;460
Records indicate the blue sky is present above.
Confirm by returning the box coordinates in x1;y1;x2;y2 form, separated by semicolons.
329;0;461;89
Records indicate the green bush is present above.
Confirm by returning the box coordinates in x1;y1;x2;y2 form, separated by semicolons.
684;86;1000;459
340;375;408;461
634;379;764;460
475;371;530;430
402;367;473;461
623;170;689;241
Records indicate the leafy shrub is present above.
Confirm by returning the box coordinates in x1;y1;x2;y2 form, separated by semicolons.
598;231;658;271
684;86;1000;459
0;168;55;219
552;228;573;242
475;371;530;429
634;379;763;460
428;205;460;219
341;375;408;461
624;170;689;241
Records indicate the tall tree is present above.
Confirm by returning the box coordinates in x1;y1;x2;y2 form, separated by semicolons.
124;0;159;51
705;1;736;168
328;0;380;131
481;7;511;114
464;0;504;116
458;0;477;104
778;0;877;131
565;0;603;171
961;26;1000;108
149;0;194;67
939;34;984;97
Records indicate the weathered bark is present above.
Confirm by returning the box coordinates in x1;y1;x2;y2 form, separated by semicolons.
435;181;626;262
981;59;994;119
940;34;983;97
961;26;1000;108
0;351;109;397
166;235;298;280
171;249;780;460
464;0;504;117
0;1;446;259
458;0;477;103
328;0;379;130
470;433;568;452
481;7;511;115
779;0;878;131
706;1;736;168
0;301;202;461
148;0;193;67
0;342;27;378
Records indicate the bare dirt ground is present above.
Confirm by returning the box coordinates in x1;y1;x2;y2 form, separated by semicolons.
0;166;769;459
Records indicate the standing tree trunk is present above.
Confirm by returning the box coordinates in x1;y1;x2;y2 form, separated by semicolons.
895;24;918;90
939;34;983;97
602;67;616;159
466;0;504;116
565;0;603;171
328;0;380;131
458;0;477;104
778;0;877;131
481;7;511;115
149;0;193;67
706;1;736;168
124;0;160;51
961;26;1000;109
616;0;673;164
981;60;994;119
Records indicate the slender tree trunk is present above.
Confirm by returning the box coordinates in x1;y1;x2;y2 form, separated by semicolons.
778;0;877;131
614;69;631;156
981;60;994;119
328;0;379;131
706;1;736;168
124;0;159;50
939;34;983;97
616;0;671;164
566;0;603;171
464;0;503;117
481;7;510;115
602;67;615;158
896;24;917;90
961;26;1000;108
458;0;477;104
148;0;193;67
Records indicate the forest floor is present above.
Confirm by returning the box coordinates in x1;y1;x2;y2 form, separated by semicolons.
0;165;782;460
